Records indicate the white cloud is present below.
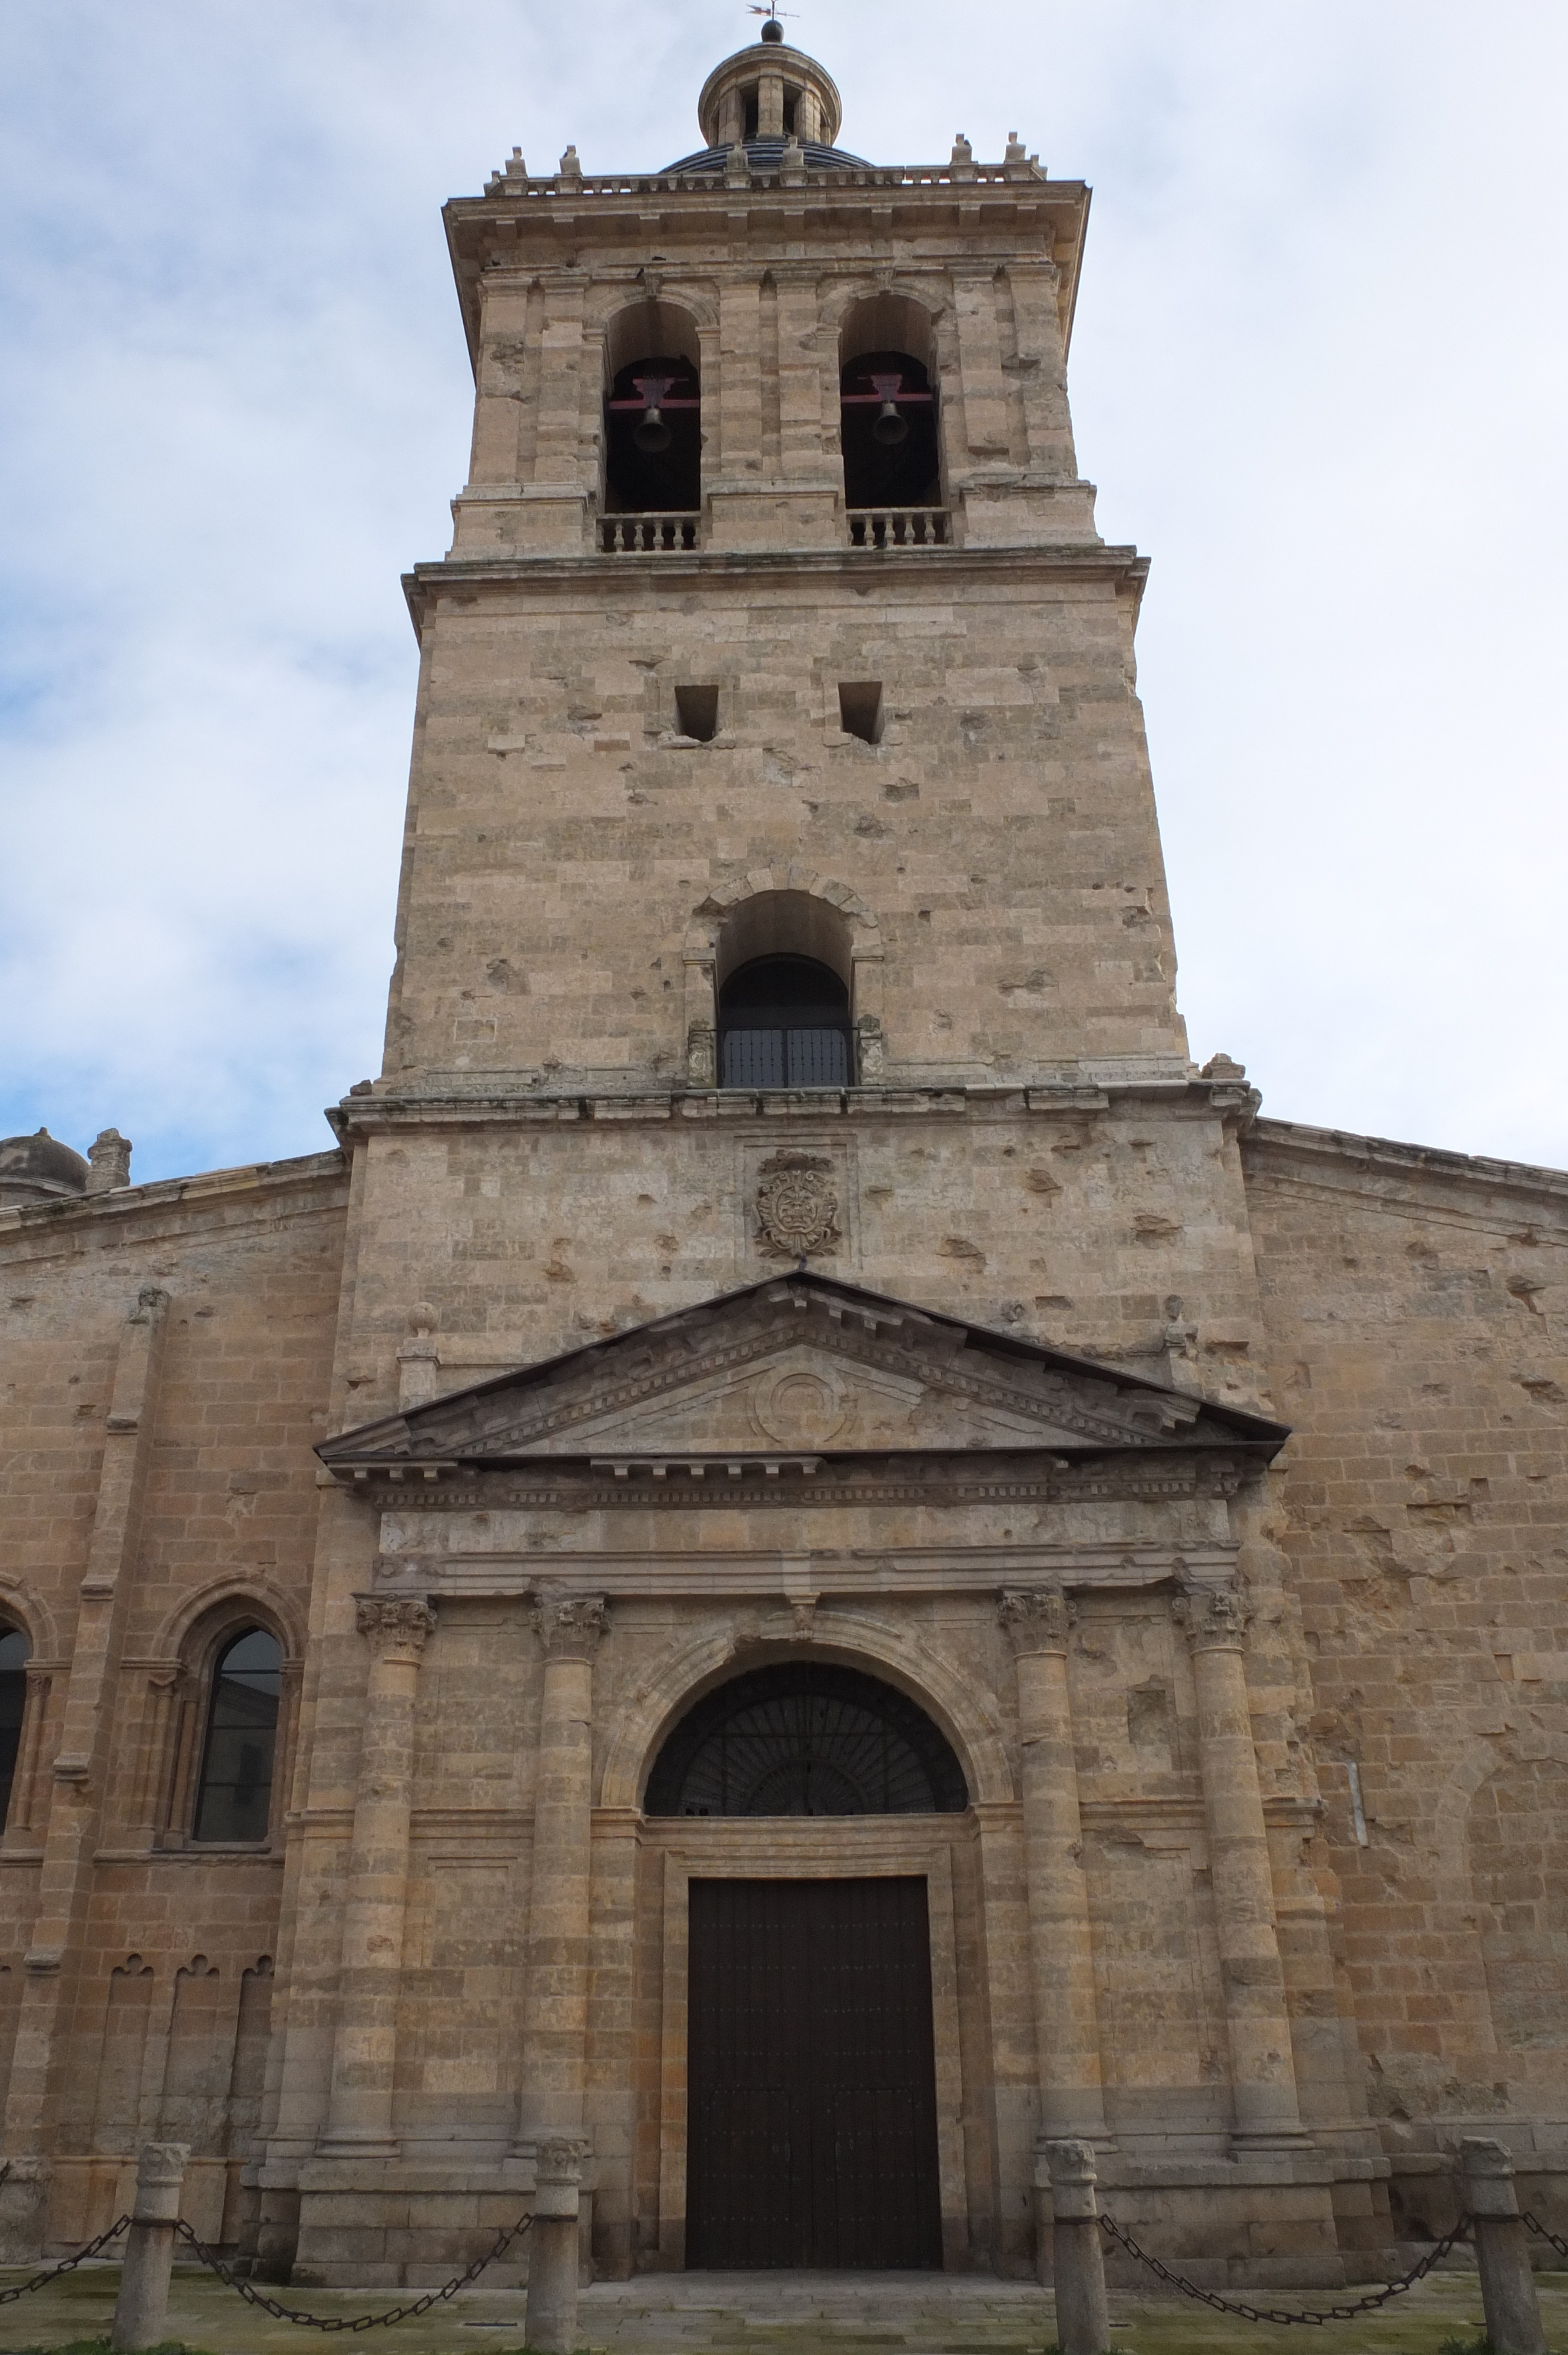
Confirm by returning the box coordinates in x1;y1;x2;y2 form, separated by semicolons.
2;0;1564;1179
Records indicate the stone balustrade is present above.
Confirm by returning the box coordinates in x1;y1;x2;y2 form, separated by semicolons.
848;508;951;548
599;514;700;553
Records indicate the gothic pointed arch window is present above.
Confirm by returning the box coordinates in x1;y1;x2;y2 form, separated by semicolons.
192;1627;282;1845
0;1625;29;1830
645;1664;969;1817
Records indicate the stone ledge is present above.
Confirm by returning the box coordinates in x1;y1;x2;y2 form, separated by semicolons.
0;1147;347;1241
328;1069;1240;1140
1247;1115;1568;1206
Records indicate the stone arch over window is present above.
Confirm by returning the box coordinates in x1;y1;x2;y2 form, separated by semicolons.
683;873;884;1087
143;1587;303;1851
598;1610;1012;1813
646;1661;969;1817
836;290;943;516
1464;1752;1568;2051
0;1622;31;1835
601;296;708;519
0;1585;55;1846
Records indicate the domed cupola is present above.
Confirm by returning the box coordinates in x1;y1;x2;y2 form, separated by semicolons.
0;1128;89;1207
665;21;868;176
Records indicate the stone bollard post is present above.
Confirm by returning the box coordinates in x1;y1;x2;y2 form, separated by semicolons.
524;2134;586;2355
1460;2137;1546;2355
110;2142;188;2354
1043;2140;1112;2355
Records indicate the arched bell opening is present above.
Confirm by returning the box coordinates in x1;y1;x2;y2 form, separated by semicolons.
603;300;703;516
839;294;941;514
644;1662;971;1817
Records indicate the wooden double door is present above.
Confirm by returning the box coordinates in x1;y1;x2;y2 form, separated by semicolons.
686;1876;943;2270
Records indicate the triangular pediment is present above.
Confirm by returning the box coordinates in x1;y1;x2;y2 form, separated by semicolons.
318;1275;1287;1471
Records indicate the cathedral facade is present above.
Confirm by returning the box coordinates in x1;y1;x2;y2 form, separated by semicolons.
1;26;1565;2293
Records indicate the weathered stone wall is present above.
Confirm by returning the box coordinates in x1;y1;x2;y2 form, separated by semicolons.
0;1154;347;2250
327;1090;1269;1428
385;566;1183;1093
1244;1119;1568;2239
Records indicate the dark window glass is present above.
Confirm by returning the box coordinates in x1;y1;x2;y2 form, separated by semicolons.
0;1626;29;1830
645;1664;969;1817
192;1628;282;1844
718;954;851;1090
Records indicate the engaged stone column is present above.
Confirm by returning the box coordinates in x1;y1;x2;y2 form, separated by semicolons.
517;1591;607;2142
1177;1576;1307;2149
1461;2138;1547;2355
999;1588;1109;2157
319;1596;436;2155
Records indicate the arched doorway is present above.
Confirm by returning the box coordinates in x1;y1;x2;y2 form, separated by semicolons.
647;1666;965;2270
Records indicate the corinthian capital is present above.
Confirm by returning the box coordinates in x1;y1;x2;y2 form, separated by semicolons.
998;1584;1072;1657
1174;1575;1250;1652
355;1595;437;1663
533;1589;609;1663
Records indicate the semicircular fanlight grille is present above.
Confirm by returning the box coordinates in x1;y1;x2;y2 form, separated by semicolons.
644;1663;969;1817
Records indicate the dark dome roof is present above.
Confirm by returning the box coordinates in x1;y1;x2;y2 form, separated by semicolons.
662;135;870;177
0;1129;88;1196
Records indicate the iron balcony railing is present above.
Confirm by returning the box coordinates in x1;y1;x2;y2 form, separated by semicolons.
720;1026;851;1089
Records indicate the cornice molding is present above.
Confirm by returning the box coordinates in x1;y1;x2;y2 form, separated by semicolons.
0;1149;348;1250
1245;1116;1568;1217
327;1067;1248;1144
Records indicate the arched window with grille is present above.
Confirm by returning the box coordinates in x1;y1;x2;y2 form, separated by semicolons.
0;1627;29;1830
192;1628;282;1844
719;954;851;1089
645;1664;969;1817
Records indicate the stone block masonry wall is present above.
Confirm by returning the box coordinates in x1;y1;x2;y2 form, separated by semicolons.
1243;1119;1568;2245
329;1089;1272;1430
0;1153;348;2252
386;562;1183;1093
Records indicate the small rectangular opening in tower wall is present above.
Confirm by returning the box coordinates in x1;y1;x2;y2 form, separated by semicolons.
675;685;720;743
839;682;884;744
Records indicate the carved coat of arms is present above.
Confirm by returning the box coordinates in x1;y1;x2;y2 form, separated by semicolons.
755;1154;841;1258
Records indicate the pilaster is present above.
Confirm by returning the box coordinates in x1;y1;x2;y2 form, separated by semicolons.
1175;1575;1310;2153
318;1596;437;2158
516;1592;608;2143
999;1587;1111;2150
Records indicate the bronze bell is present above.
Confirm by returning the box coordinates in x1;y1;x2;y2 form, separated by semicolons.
634;408;673;453
873;399;909;446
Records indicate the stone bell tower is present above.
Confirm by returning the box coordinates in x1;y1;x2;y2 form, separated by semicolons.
263;19;1378;2294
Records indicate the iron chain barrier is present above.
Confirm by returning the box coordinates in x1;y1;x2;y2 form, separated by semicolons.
1522;2210;1568;2263
0;2213;129;2306
1097;2209;1475;2327
172;2208;533;2333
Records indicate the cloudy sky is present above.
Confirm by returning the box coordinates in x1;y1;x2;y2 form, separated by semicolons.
2;1;1565;1186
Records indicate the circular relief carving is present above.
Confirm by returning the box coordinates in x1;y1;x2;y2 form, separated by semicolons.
755;1153;841;1259
753;1366;849;1448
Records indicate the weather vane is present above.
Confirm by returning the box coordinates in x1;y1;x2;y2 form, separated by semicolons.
748;5;798;29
